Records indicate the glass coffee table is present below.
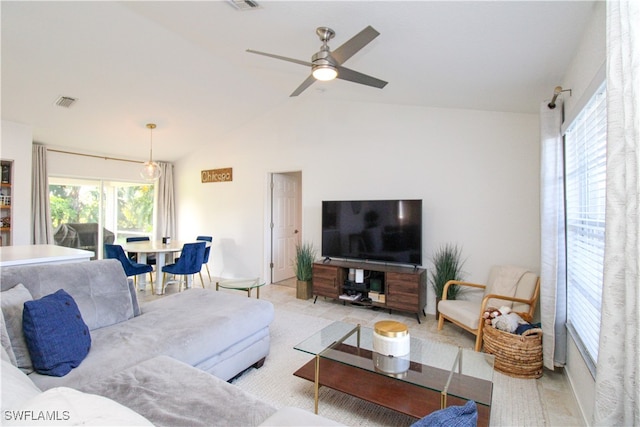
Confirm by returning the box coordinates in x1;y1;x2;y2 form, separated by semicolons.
294;321;494;426
215;277;265;298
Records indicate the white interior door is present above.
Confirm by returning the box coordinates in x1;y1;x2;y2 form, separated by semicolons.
271;172;301;283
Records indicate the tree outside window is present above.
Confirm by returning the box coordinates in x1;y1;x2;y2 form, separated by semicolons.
49;178;155;257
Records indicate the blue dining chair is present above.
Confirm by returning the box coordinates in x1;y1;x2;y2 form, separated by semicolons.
196;235;213;282
125;236;156;265
104;244;154;292
161;241;206;293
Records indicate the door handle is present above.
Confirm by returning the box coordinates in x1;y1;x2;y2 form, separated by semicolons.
294;229;299;234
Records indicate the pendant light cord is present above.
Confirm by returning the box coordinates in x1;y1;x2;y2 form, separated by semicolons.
146;123;157;163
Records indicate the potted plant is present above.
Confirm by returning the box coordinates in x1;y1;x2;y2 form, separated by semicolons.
294;242;316;300
429;243;466;319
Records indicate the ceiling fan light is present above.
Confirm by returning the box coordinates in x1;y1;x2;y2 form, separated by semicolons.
312;65;337;81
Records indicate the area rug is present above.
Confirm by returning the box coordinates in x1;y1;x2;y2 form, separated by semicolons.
232;306;549;426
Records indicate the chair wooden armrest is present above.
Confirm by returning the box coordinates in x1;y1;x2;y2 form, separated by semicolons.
479;276;541;315
441;280;486;300
480;293;536;308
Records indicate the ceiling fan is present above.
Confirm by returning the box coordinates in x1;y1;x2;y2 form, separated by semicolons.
247;26;388;97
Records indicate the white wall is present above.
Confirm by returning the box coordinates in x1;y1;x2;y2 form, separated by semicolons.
174;97;540;315
557;2;606;425
0;121;33;245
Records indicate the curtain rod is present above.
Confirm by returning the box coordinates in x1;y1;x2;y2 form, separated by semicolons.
548;86;572;109
47;148;143;165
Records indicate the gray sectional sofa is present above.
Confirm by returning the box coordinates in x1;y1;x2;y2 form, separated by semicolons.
0;259;340;426
1;259;273;387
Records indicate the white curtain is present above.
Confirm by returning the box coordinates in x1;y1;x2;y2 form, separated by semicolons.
31;144;53;244
593;1;639;425
155;162;176;240
539;100;567;370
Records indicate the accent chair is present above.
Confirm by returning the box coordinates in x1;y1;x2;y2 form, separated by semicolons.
161;241;206;293
437;265;540;351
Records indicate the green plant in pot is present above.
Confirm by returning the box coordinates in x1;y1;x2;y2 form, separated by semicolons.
294;242;316;300
429;243;466;319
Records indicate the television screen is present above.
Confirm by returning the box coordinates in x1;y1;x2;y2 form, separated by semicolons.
321;199;422;266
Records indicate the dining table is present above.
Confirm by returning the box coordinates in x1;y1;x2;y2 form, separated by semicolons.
121;239;210;295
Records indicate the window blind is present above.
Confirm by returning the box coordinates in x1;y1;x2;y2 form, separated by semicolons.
564;82;607;367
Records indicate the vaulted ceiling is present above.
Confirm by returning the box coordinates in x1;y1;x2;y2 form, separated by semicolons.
2;1;596;163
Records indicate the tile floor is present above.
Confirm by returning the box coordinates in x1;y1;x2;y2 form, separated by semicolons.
139;277;585;426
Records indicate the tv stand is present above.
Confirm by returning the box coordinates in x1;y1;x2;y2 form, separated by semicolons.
312;259;427;323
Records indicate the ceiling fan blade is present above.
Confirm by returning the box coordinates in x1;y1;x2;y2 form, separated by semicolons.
330;26;380;65
290;75;316;97
246;49;312;67
336;66;387;89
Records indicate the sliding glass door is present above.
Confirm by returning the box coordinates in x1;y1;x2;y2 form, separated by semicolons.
49;177;154;259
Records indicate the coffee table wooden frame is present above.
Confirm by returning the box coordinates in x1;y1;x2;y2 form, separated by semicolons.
293;324;492;426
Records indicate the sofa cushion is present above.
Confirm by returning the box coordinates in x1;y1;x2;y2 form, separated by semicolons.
79;355;276;427
23;290;91;377
1;310;18;366
0;259;135;331
438;299;482;330
0;353;42;414
5;387;152;426
127;279;141;316
1;283;34;373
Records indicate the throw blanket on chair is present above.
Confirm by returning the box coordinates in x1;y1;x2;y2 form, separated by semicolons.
487;266;529;308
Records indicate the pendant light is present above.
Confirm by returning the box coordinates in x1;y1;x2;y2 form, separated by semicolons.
140;123;162;181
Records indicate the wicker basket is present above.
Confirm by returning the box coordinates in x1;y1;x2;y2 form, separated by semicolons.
482;321;543;379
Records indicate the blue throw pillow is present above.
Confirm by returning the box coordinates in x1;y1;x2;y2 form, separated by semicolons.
22;289;91;377
411;400;478;427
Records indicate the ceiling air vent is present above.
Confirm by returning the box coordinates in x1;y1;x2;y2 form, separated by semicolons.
54;96;77;108
228;0;260;11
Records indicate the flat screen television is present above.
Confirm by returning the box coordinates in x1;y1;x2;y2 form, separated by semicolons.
321;199;422;266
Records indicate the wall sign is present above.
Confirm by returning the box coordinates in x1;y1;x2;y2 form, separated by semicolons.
201;168;233;183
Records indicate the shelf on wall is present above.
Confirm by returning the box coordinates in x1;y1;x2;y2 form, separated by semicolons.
1;159;13;246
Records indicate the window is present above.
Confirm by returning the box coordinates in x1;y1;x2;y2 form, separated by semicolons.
113;184;155;241
564;82;607;371
50;177;154;258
